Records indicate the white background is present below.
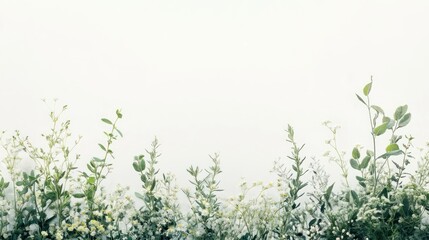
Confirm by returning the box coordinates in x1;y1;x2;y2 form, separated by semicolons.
1;1;429;199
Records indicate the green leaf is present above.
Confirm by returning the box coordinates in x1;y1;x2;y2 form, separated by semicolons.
98;144;106;151
352;147;360;159
356;176;365;182
135;192;145;200
140;175;147;183
350;159;360;170
72;193;85;198
92;157;104;162
116;109;123;119
382;116;390;123
383;117;395;129
403;196;410;215
373;123;388;136
392;161;401;170
140;159;146;171
115;128;123;137
324;183;334;202
360;156;371;169
394;105;408;121
87;177;95;185
309;218;317;227
363;81;372;96
371;105;384;115
101;118;112;125
132;162;141;172
398;113;411;128
356;94;367;105
351;190;360;206
386;143;399;152
87;163;95;173
378;187;388;198
378;149;403;159
150;180;156;191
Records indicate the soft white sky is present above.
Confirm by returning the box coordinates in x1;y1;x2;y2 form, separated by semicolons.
1;1;429;198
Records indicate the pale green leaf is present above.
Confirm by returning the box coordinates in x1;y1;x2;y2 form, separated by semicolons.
101;118;112;125
386;143;399;152
394;105;408;121
363;82;372;96
373;123;388;136
398;113;411;128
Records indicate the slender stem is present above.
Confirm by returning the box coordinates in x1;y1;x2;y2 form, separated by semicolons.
366;96;377;194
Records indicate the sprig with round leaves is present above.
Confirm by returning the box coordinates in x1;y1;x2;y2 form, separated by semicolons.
356;78;413;195
133;137;161;212
131;138;183;239
75;109;123;217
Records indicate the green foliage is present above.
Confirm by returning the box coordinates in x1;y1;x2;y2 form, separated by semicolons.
130;138;183;239
1;79;429;239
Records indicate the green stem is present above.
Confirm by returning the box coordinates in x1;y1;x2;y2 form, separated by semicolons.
366;96;377;194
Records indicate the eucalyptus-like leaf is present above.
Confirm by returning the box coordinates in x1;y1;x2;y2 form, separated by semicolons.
378;149;403;159
363;82;372;96
373;123;388;136
140;159;146;171
394;105;408;121
350;159;360;170
371;105;384;115
360;156;371;169
132;162;141;172
351;190;360;206
386;143;399;152
398;113;411;128
384;118;395;129
352;147;360;159
356;176;365;182
140;174;147;183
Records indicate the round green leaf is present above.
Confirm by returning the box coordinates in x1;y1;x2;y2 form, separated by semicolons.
373;123;388;136
386;143;399;152
363;82;372;96
132;162;141;172
352;147;360;159
360;156;371;169
398;113;411;128
350;159;360;170
394;105;408;121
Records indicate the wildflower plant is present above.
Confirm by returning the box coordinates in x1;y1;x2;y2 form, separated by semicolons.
130;138;183;239
226;179;277;239
184;154;229;239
